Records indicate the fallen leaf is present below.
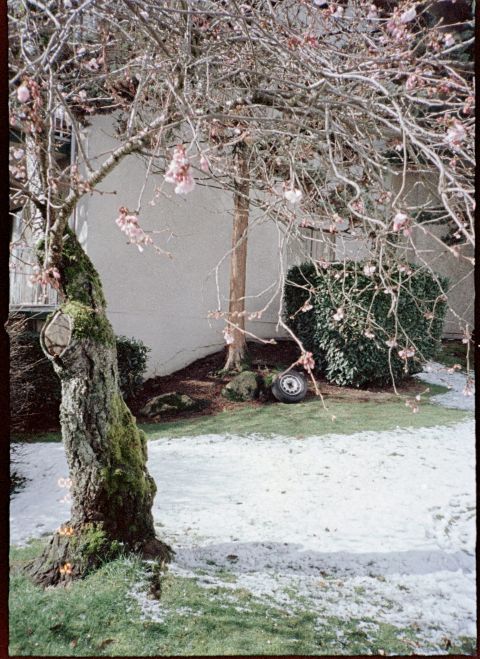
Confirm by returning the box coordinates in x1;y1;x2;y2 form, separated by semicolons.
98;639;115;649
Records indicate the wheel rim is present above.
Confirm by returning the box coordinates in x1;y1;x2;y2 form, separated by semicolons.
279;374;302;395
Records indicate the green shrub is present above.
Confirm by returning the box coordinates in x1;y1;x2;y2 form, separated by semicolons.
9;325;62;433
284;261;448;387
116;335;150;399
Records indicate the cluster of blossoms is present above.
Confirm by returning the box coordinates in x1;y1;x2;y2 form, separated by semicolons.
29;265;61;289
17;84;30;103
392;211;412;236
164;145;196;194
115;208;153;252
363;264;376;276
223;327;235;345
445;120;467;151
301;300;313;312
9;147;26;180
332;307;345;322
283;183;303;205
298;351;315;372
383;4;417;44
398;347;416;359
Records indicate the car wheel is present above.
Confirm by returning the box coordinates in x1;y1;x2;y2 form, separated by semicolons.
271;369;307;403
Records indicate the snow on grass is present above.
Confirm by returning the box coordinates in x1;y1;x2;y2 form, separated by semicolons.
415;361;475;411
10;364;475;652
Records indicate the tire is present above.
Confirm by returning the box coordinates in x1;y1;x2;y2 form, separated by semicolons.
271;369;307;403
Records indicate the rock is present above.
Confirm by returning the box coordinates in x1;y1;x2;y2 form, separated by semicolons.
139;392;201;417
221;371;261;402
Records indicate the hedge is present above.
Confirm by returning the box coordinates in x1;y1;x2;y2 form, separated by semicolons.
284;261;448;387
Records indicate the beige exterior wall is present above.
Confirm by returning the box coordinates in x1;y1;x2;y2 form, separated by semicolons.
78;117;290;377
389;170;474;338
78;120;473;376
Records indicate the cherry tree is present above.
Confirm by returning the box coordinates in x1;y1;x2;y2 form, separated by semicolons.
9;0;474;585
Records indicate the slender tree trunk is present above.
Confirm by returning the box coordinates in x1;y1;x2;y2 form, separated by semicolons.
26;229;172;587
223;144;250;372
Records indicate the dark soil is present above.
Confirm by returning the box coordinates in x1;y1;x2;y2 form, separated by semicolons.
129;339;424;425
129;340;301;422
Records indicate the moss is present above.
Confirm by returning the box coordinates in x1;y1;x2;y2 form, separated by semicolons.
103;394;156;504
61;300;115;346
72;522;122;570
61;228;106;308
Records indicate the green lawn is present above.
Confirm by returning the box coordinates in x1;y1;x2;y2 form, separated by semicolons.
11;383;469;443
142;388;468;440
9;542;475;656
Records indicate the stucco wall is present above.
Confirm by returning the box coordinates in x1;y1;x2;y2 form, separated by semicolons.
78;119;473;376
389;170;474;338
77;117;290;377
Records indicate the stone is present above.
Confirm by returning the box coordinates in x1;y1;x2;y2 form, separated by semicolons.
139;392;200;417
221;370;261;402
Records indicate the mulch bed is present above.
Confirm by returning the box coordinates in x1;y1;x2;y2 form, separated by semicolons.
129;339;423;424
129;340;301;422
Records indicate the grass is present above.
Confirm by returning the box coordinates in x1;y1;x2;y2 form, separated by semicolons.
9;542;476;656
11;383;470;443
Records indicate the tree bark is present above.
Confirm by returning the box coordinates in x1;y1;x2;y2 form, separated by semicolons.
223;144;250;372
26;229;172;587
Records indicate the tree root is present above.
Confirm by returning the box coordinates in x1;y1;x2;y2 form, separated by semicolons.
24;523;174;588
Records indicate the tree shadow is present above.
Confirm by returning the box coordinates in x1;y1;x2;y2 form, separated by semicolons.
173;540;474;578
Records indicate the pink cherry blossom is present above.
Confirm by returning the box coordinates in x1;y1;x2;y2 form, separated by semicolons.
363;264;376;276
223;327;234;345
364;329;375;339
333;307;344;322
29;265;61;289
284;186;303;205
298;351;315;371
445;120;466;150
392;211;408;231
165;145;196;195
351;198;365;213
301;301;313;312
443;33;455;48
398;347;415;359
199;155;209;172
385;338;397;348
400;6;416;24
115;208;153;252
17;85;30;103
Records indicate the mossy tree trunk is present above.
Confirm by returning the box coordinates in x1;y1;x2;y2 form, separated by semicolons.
224;143;250;372
26;230;172;587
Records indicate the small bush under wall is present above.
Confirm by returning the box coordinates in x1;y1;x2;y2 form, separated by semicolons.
9;321;149;433
116;335;151;400
284;261;448;387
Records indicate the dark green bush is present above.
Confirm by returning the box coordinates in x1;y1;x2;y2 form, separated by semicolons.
9;326;62;432
284;261;448;387
115;335;150;399
9;324;150;432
